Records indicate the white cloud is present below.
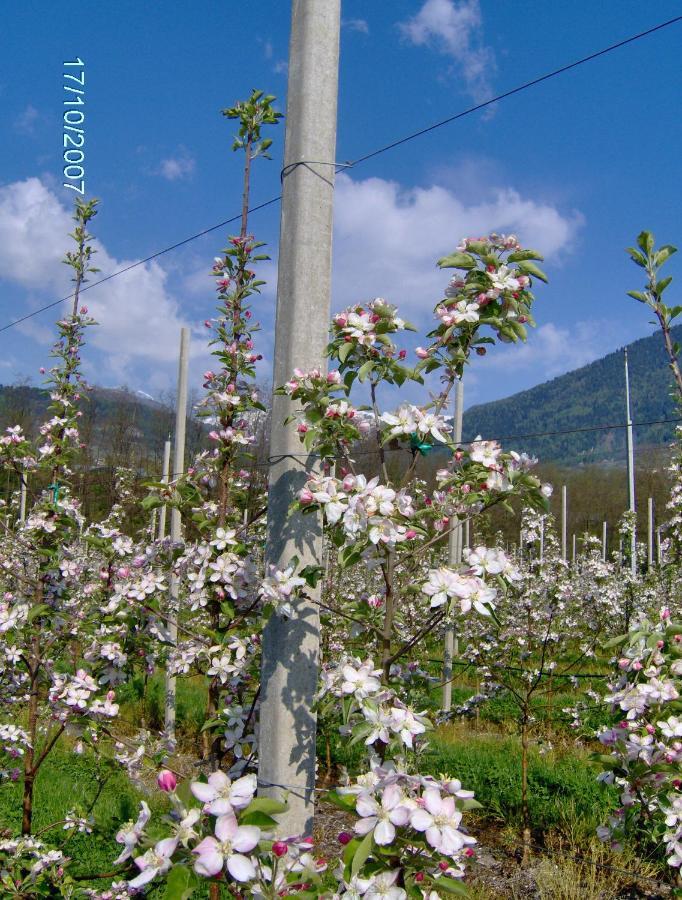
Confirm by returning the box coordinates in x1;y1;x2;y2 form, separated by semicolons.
331;172;583;319
158;152;195;181
273;60;288;76
0;178;204;385
398;0;494;102
13;105;40;135
343;18;369;34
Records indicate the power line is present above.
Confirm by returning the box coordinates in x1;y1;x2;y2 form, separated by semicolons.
1;15;680;336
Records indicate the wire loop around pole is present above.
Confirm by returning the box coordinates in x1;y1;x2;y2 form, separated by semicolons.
280;160;353;183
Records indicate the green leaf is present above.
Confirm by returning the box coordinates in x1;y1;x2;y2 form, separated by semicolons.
507;249;544;262
637;231;654;254
655;244;677;267
434;875;470;895
163;865;198;900
657;277;674;297
351;828;374;878
517;260;548;283
300;565;324;588
626;290;648;303
357;361;374;383
602;633;628;649
338;342;353;363
27;604;50;623
625;247;647;268
243;797;288;816
437;252;476;270
239;810;278;828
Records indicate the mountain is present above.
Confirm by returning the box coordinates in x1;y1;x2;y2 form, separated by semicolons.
462;326;681;466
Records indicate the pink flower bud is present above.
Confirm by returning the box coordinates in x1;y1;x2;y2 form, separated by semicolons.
299;488;314;505
80;306;88;314
657;640;665;649
338;832;352;845
157;770;177;792
415;872;424;882
476;347;487;356
272;841;288;857
415;347;429;359
204;320;212;328
438;861;449;871
297;424;309;434
398;349;407;360
618;658;629;669
405;529;417;540
39;367;46;375
646;724;655;734
661;607;671;620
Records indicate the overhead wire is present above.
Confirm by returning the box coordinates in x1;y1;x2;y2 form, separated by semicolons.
1;15;680;335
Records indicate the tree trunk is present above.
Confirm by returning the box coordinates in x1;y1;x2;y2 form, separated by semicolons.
520;714;531;865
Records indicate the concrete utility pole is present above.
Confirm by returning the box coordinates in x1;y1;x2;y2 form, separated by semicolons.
157;438;171;540
561;485;567;561
258;0;341;838
572;533;576;564
602;521;607;562
443;378;464;712
539;518;545;563
647;497;654;570
624;348;637;576
165;328;189;748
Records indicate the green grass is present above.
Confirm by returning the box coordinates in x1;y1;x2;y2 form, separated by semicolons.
0;748;166;884
325;725;617;843
424;729;616;840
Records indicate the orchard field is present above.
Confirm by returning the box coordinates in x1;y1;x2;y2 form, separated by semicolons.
0;89;681;900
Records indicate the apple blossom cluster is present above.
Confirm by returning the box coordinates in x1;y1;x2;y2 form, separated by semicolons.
319;656;429;752
298;474;418;552
596;610;682;869
416;233;546;379
331;759;479;895
420;544;520;617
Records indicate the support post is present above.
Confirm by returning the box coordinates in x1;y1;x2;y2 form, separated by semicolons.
258;0;341;838
561;484;567;561
158;438;171;540
647;496;654;571
165;328;189;748
624;348;637;576
19;473;27;524
443;378;464;712
602;521;607;562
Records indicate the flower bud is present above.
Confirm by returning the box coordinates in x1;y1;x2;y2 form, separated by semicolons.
338;832;352;845
272;841;288;857
157;769;177;792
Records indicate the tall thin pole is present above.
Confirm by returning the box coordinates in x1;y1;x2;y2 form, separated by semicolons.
165;328;189;748
572;533;576;564
647;497;654;570
464;518;470;550
561;485;567;561
19;473;27;524
157;438;171;540
539;518;545;563
624;348;637;576
657;526;662;565
443;378;464;712
602;521;607;562
258;0;341;838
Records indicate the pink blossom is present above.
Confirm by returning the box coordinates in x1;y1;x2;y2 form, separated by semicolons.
193;812;260;881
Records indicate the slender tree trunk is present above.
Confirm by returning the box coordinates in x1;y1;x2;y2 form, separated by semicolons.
520;711;531;865
380;552;396;681
21;635;41;835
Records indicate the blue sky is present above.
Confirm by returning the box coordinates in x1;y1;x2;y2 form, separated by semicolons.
1;1;680;411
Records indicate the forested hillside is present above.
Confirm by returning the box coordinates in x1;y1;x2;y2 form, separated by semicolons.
463;326;681;465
